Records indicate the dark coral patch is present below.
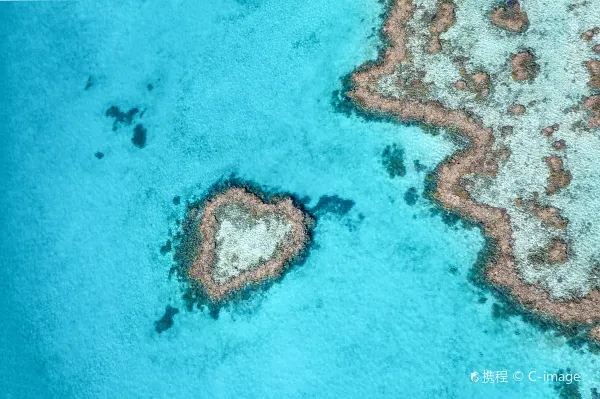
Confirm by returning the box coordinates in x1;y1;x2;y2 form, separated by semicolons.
491;302;520;320
154;305;179;334
404;187;418;206
147;83;154;91
94;152;104;159
382;144;406;178
160;239;172;255
566;335;587;350
413;159;428;172
553;369;582;399
173;196;181;205
440;210;461;226
331;74;361;117
105;106;139;131
132;124;147;148
312;195;355;216
428;206;461;226
84;76;93;90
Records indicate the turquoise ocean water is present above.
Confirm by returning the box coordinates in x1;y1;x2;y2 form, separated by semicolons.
1;1;599;398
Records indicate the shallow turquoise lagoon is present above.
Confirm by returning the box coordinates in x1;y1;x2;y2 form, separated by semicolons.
1;1;599;398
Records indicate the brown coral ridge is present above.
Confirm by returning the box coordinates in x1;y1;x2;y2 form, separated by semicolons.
583;95;600;128
510;50;538;81
545;155;572;195
186;187;311;302
427;1;456;54
348;0;600;326
490;0;529;33
586;60;600;89
515;195;569;230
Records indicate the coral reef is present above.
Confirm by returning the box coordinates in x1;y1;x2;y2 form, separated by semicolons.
427;1;455;54
489;0;529;33
552;139;566;150
544;238;569;265
583;27;599;42
583;95;600;128
542;124;560;137
382;144;407;178
515;195;568;230
348;0;600;329
510;50;538;81
185;187;312;301
544;156;572;196
587;60;600;89
508;103;526;115
154;306;179;334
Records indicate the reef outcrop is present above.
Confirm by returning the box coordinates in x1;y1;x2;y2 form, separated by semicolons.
583;95;600;128
490;0;529;33
583;27;599;42
510;50;538;81
544;156;572;196
185;187;312;301
587;60;600;89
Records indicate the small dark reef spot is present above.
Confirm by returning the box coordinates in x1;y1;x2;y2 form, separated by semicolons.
160;239;172;255
147;83;154;91
94;152;104;159
154;305;179;334
84;76;93;90
404;187;418;206
382;144;406;178
105;106;139;131
132;124;147;148
311;195;355;216
172;196;181;205
413;159;428;172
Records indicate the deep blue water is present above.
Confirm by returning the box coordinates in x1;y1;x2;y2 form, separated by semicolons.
1;1;598;398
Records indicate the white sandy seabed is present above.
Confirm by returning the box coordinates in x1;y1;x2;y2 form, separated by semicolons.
212;204;293;284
